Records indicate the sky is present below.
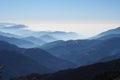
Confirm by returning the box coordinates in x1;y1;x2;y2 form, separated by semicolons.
0;0;120;37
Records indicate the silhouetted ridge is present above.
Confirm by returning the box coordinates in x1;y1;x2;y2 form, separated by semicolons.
0;50;51;78
93;26;120;39
11;58;120;80
24;48;76;71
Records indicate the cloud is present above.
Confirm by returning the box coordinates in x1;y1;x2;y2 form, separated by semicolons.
4;25;27;29
0;23;27;29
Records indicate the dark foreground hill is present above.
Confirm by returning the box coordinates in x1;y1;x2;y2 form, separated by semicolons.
10;58;120;80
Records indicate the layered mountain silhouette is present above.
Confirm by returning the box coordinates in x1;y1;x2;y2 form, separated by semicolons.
0;41;76;78
0;35;37;48
39;35;57;42
22;36;46;45
0;31;20;38
23;48;76;71
41;37;120;66
11;58;120;80
45;58;120;80
33;26;120;68
1;23;120;80
0;23;81;42
0;50;51;78
0;41;19;51
0;41;52;78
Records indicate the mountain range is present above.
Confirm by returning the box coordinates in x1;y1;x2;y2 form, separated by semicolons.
0;41;51;78
41;27;120;66
41;38;120;66
0;41;76;78
0;35;37;48
1;23;120;79
0;23;81;43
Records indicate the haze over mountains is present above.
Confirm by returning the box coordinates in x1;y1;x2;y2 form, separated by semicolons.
0;23;81;39
0;23;82;47
0;23;120;80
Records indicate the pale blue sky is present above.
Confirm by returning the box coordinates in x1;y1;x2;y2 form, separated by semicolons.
0;0;120;37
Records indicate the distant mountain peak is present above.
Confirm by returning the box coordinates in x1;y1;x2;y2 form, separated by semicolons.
115;26;120;29
92;26;120;39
